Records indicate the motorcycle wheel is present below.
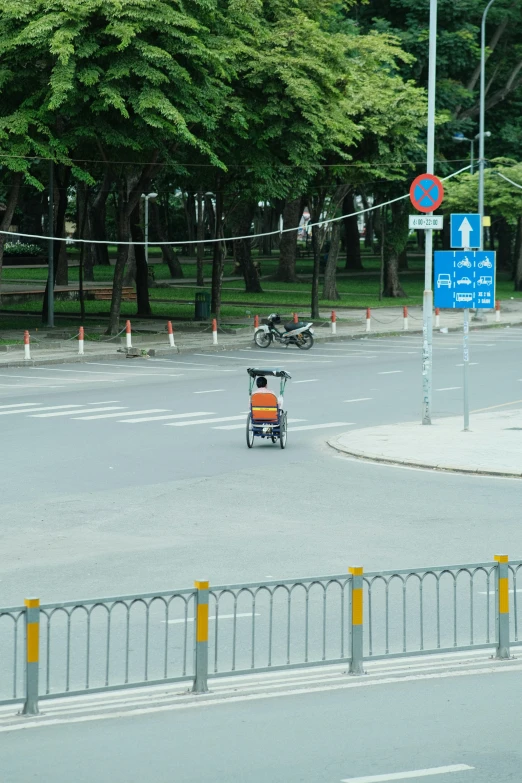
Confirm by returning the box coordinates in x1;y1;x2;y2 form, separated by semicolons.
296;331;314;350
254;330;272;348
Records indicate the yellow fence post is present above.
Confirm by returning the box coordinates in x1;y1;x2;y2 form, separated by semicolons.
192;581;209;693
349;567;365;675
21;598;40;715
494;555;510;659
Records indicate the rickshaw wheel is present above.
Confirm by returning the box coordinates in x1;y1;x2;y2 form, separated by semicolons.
246;414;254;448
279;412;287;449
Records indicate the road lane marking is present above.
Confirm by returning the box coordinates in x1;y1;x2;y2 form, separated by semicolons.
435;387;461;391
214;418;305;430
290;422;353;431
293;379;319;384
456;363;479;366
0;402;42;410
0;373;121;383
0;384;67;389
0;404;83;416
31;407;124;418
378;371;403;375
86;400;121;404
340;765;474;782
344;398;372;403
472;398;522;413
167;415;245;427
119;411;213;423
194;389;225;394
74;409;169;420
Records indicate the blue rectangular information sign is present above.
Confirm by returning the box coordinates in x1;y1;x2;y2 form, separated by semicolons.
434;251;495;309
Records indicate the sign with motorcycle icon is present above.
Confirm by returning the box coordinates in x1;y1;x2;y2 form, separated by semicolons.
434;251;495;309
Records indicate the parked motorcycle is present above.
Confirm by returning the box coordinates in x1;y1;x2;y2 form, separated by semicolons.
254;313;314;350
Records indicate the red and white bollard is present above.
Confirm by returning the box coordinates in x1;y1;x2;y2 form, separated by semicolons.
167;321;176;348
212;318;218;345
435;307;440;329
293;312;298;324
366;308;371;332
331;310;337;335
495;300;501;322
254;314;259;334
403;305;408;331
24;330;31;361
78;326;85;355
125;320;132;349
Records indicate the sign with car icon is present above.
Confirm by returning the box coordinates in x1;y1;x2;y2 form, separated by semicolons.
434;251;496;309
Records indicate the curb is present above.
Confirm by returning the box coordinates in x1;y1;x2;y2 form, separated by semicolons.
2;319;522;369
327;435;522;479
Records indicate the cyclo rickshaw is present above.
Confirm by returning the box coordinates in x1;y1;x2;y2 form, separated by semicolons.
246;368;291;449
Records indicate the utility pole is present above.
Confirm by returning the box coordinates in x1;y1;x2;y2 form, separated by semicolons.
47;160;54;328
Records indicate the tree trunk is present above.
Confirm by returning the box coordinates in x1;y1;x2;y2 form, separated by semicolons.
123;244;136;286
130;202;151;317
497;217;513;271
183;192;196;256
398;248;408;271
90;169;111;266
210;186;225;319
322;221;341;300
232;200;261;293
77;182;94;282
0;171;23;290
276;197;303;282
514;217;522;291
42;166;70;322
150;201;183;278
196;191;204;287
344;193;363;271
383;201;407;298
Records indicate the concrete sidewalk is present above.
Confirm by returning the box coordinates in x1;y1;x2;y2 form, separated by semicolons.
329;408;522;477
1;301;522;368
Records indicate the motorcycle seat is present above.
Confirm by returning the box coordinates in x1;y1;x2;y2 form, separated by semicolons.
284;321;306;331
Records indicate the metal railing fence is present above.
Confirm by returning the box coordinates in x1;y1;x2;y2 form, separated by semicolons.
0;554;517;714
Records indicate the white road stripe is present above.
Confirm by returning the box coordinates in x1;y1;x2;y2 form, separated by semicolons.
290;422;353;431
378;371;403;375
214;418;305;430
478;589;522;594
119;411;213;423
344;398;372;403
74;409;169;420
456;363;479;367
1;373;122;383
194;389;225;394
0;384;67;389
87;401;121;404
0;404;83;416
31;407;124;418
0;402;42;410
167;415;245;427
435;387;461;391
341;765;474;782
293;379;319;384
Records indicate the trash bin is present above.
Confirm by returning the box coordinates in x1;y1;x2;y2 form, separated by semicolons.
195;291;211;319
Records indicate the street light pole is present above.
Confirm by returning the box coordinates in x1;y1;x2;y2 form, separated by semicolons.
422;0;438;425
478;0;497;249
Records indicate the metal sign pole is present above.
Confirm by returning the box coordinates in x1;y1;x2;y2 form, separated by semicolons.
422;0;438;425
47;160;54;328
463;307;470;431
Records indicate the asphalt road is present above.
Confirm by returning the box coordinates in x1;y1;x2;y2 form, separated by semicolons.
1;328;522;605
1;663;522;783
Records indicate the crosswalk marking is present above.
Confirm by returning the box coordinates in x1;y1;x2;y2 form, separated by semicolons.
73;409;169;420
166;415;245;427
289;422;353;432
31;406;124;418
119;411;213;423
214;418;306;430
0;402;42;410
0;404;83;416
